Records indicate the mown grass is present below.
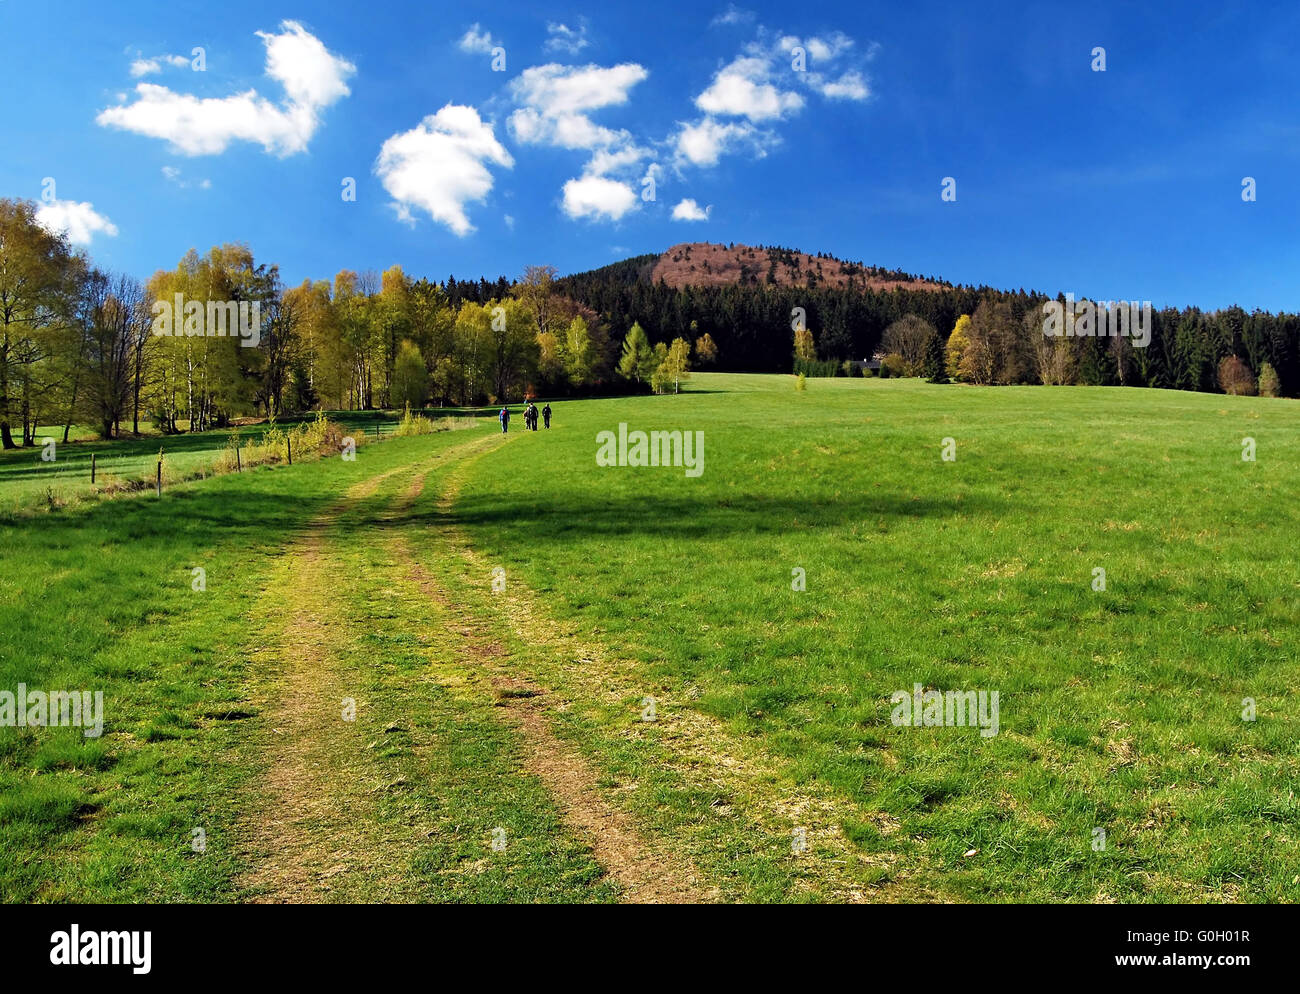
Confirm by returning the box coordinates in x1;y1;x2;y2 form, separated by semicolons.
0;421;610;902
0;408;496;511
453;373;1300;902
2;374;1295;902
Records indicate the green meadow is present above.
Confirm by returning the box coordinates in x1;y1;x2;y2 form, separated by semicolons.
1;373;1296;902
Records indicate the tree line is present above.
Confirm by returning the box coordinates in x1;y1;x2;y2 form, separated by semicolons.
557;256;1300;396
0;198;664;447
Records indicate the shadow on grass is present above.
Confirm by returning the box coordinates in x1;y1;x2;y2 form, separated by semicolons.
414;490;1000;540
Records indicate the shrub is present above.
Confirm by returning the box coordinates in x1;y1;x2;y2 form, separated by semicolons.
1258;362;1281;398
394;403;437;436
1218;356;1257;396
880;353;909;378
796;373;807;392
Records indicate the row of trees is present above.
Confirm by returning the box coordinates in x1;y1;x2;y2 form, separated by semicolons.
0;197;650;445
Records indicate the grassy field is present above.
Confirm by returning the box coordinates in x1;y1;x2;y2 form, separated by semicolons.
1;373;1296;902
0;408;496;512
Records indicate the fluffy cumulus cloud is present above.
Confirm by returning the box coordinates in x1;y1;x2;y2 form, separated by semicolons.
695;55;803;122
97;21;355;156
508;62;647;148
562;174;638;221
509;62;651;222
35;200;118;246
458;23;498;54
671;198;711;221
674;117;763;167
374;104;513;236
780;31;872;100
675;25;870;171
818;70;870;100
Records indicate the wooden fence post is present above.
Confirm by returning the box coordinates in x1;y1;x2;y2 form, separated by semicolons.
236;444;242;472
91;453;96;484
156;460;162;497
287;436;292;466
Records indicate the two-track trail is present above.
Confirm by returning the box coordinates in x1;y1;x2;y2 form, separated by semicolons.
233;430;910;902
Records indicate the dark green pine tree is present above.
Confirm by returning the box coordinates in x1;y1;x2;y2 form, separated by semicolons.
924;331;949;383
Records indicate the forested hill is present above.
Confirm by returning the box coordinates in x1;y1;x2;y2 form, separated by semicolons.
555;243;1035;373
554;242;1300;395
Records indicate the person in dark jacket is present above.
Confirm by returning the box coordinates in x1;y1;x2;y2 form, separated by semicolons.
499;406;510;433
542;403;552;429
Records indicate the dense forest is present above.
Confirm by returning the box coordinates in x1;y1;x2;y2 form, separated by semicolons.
557;246;1299;397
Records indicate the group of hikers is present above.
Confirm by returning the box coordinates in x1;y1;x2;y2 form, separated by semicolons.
499;400;552;433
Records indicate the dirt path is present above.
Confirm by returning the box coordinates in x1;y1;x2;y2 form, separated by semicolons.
422;441;931;903
236;432;919;903
235;468;425;901
392;435;714;902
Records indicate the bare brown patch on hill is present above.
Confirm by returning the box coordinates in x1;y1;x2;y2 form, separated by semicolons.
650;242;949;293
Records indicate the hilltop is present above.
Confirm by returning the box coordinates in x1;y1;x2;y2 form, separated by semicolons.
647;242;950;293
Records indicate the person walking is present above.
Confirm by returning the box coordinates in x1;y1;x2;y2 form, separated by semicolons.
542;403;552;429
499;406;510;434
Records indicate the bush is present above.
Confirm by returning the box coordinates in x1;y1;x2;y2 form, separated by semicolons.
792;357;841;377
1218;356;1257;396
394;402;437;436
796;373;807;392
1258;362;1281;398
881;353;909;378
220;413;356;471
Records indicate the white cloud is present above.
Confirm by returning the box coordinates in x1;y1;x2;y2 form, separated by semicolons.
35;200;118;246
508;62;647;148
671;198;711;221
458;24;497;54
544;22;590;55
97;21;354;156
562;174;638;221
130;54;190;78
778;32;870;101
258;21;353;107
374;104;513;237
675;25;870;172
817;70;870;100
673;117;762;166
161;165;211;189
509;61;654;224
696;55;803;122
711;5;755;27
785;31;854;64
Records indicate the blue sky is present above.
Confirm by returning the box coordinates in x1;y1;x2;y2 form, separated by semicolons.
3;0;1297;310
